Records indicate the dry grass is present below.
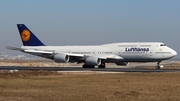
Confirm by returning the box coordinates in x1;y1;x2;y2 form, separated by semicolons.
0;71;179;101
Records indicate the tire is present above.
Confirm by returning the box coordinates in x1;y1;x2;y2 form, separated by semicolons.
156;66;160;69
98;65;105;68
83;65;95;68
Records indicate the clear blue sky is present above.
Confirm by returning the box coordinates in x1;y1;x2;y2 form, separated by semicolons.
0;0;180;58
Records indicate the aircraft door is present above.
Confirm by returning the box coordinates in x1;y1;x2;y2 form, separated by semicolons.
92;50;95;55
149;51;153;56
160;48;164;58
148;45;154;57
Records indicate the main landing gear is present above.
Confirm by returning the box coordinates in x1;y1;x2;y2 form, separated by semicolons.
82;63;106;68
156;61;164;69
82;65;95;68
98;63;106;68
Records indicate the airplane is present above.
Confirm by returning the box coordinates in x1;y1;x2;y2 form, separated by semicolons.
7;24;177;69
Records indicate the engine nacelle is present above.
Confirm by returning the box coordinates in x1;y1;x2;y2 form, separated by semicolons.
115;62;129;66
85;57;101;66
53;53;69;63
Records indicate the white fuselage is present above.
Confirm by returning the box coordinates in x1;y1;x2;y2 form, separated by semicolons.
21;42;177;62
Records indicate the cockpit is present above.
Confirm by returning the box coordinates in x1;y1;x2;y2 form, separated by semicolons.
160;44;166;46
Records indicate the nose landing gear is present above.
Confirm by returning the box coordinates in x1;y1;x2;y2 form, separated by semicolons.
156;61;164;69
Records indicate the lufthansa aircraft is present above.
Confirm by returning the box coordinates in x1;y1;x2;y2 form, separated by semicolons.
7;24;177;69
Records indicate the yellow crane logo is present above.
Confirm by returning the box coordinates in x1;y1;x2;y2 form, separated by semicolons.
21;30;31;42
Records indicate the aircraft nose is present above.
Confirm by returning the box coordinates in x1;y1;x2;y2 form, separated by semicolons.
172;49;177;56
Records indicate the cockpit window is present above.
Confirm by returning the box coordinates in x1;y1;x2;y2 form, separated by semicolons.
160;44;166;46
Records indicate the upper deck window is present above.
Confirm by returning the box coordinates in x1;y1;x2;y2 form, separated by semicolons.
160;44;166;46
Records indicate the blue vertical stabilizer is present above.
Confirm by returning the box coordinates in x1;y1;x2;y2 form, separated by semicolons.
17;24;45;46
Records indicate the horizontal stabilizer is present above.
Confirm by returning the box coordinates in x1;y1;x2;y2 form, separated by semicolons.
6;46;23;51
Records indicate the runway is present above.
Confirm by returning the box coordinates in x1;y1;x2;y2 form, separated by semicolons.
0;66;180;72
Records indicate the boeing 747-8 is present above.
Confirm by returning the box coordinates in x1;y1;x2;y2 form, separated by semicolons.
7;24;177;69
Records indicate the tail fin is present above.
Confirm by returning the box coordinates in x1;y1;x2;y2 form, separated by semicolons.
17;24;45;46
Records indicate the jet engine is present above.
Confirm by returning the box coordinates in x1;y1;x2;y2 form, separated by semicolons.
85;57;101;66
53;53;69;63
115;62;129;66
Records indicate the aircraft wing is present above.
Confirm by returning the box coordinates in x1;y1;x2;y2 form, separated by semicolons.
6;46;84;57
6;46;123;60
7;46;53;54
24;50;54;54
93;54;124;60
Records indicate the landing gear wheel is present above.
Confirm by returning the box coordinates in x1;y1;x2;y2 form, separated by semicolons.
156;61;163;69
98;65;105;68
98;63;106;68
156;66;160;69
82;65;95;68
